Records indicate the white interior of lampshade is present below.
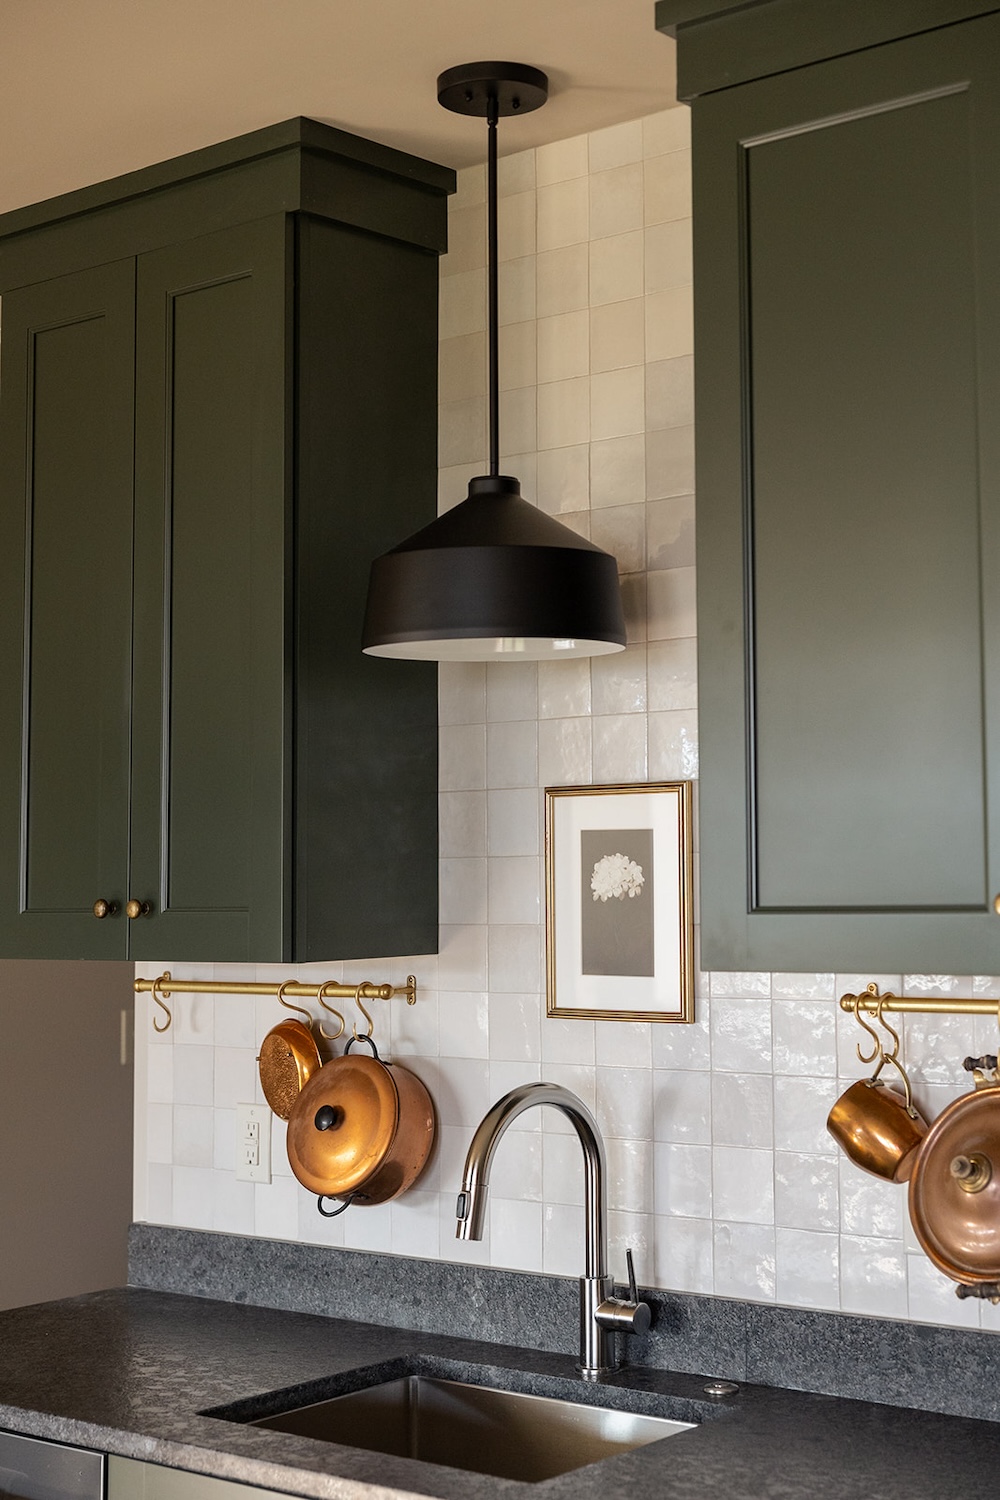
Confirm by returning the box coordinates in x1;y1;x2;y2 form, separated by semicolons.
363;635;627;662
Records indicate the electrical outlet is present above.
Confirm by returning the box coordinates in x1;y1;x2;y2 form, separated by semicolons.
236;1103;271;1183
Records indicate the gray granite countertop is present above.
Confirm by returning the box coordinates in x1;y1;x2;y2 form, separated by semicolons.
0;1287;997;1500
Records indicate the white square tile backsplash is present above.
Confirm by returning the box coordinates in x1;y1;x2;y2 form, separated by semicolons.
134;106;1000;1337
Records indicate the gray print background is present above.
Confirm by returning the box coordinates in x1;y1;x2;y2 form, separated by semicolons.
580;827;654;977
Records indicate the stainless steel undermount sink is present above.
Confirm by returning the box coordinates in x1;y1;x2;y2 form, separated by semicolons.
248;1374;695;1483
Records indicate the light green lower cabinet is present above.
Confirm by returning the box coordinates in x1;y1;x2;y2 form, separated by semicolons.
108;1455;292;1500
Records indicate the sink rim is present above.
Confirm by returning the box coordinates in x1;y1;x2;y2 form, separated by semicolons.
202;1351;723;1434
208;1366;702;1485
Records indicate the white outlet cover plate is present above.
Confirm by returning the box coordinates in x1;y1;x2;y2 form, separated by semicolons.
236;1102;271;1184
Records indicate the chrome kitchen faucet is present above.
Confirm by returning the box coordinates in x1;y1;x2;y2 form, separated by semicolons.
455;1082;651;1378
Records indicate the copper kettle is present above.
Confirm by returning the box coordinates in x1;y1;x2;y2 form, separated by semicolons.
286;1036;435;1216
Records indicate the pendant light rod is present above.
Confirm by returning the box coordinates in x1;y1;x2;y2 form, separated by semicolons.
487;91;500;477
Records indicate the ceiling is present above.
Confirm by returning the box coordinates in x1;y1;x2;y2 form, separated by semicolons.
0;0;676;216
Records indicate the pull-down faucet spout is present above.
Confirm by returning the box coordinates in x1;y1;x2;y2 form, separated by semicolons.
456;1082;650;1378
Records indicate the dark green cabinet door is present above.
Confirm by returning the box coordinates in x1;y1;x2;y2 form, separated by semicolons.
129;219;289;961
694;13;1000;971
0;261;134;957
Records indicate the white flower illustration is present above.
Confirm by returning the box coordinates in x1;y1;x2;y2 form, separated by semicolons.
591;851;645;902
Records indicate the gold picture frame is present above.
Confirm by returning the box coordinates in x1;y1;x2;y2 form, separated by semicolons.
545;781;695;1023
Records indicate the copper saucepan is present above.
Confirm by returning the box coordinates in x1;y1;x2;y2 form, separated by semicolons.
286;1037;435;1214
828;997;928;1182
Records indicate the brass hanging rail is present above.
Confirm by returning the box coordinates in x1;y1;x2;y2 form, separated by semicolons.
839;982;997;1017
134;970;417;1034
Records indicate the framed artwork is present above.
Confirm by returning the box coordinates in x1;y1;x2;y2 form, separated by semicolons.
544;781;694;1023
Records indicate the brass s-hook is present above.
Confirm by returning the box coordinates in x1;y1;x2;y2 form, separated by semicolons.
853;988;883;1067
352;983;375;1042
317;980;346;1042
150;972;173;1034
276;980;312;1025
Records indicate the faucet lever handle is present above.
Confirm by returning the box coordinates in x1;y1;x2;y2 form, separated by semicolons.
626;1247;639;1305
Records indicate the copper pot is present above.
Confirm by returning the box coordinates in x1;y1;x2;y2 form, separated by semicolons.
827;1076;927;1183
909;1066;1000;1288
286;1039;435;1212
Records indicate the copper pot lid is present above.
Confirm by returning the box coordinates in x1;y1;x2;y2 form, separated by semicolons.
909;1083;1000;1283
258;1019;321;1121
286;1053;400;1196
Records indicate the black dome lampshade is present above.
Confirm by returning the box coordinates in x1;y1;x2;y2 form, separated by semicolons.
362;63;627;664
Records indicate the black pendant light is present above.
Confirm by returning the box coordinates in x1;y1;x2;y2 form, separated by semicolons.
362;62;627;663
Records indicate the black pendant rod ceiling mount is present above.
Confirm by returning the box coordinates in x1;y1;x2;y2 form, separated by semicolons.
362;62;627;663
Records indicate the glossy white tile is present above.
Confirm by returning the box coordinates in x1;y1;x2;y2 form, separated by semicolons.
438;991;489;1060
538;715;592;785
537;177;589;252
772;1000;837;1077
590;163;643;240
537;376;590;449
713;1221;776;1300
644;355;694;431
498;190;535;262
590;230;644;308
592;713;647;782
645;285;694;362
486;719;537;789
498;255;536;326
838;1159;904;1239
644;150;692;225
653;1069;712;1145
591;366;645;441
713;1147;774;1225
590;434;646;510
535;134;589;187
491;1197;543;1273
536;243;590;318
590;119;644;173
607;1136;653;1214
642;109;691;158
654;1141;712;1220
488;856;541;926
439;267;487;339
776;1228;839;1311
498;148;536;197
712;1071;773;1148
774;1152;840;1232
590;501;646;574
654;1215;713;1294
651;1009;710;1071
647;638;697;713
439;791;487;859
590;298;644;373
644;219;692;293
774;1076;841;1154
647;566;697;640
488;924;542;993
840;1235;907;1318
538;309;590;384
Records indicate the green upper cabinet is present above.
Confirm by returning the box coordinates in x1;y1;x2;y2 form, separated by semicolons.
0;120;453;962
657;4;1000;972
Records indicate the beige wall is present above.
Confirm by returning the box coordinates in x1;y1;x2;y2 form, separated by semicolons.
0;960;133;1309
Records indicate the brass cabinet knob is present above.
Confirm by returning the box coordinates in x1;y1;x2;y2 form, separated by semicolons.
126;899;152;920
994;894;1000;915
92;899;118;919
